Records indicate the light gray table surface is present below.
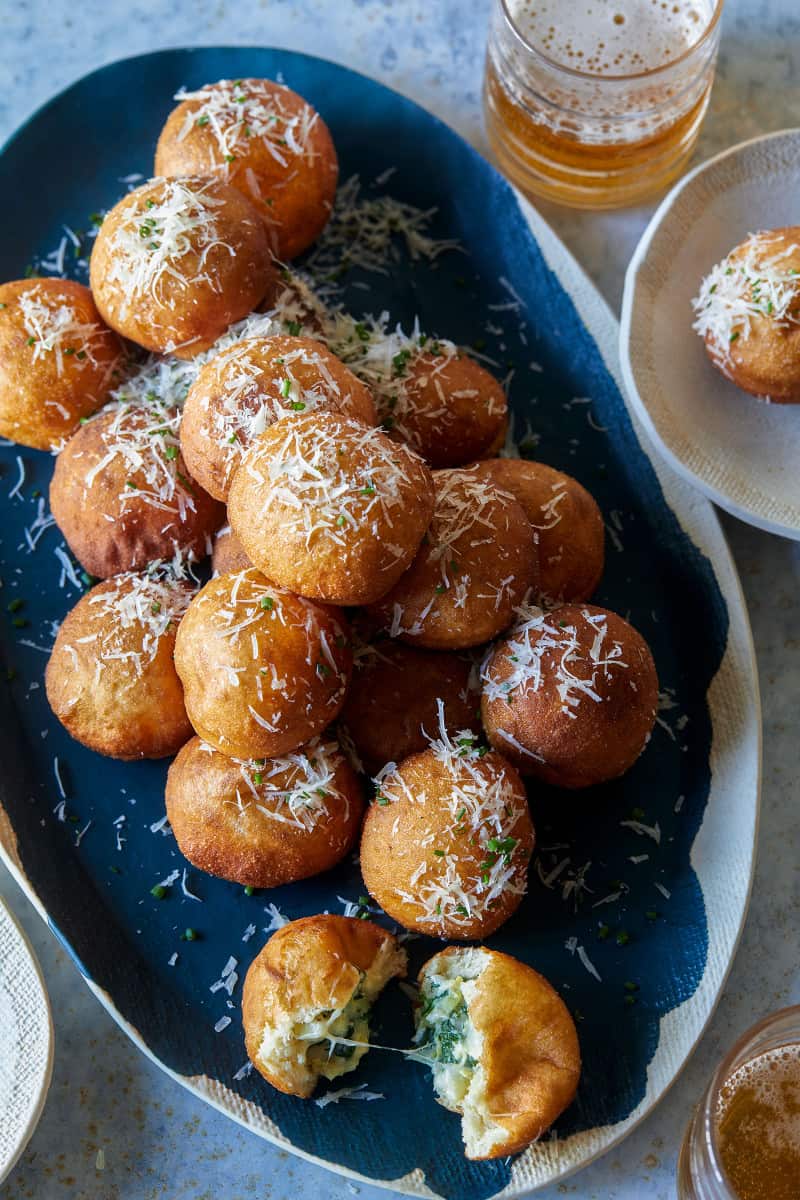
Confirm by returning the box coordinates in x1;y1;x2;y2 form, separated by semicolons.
1;2;799;1198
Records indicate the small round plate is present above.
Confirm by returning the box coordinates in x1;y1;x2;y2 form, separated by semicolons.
620;128;800;540
0;898;54;1185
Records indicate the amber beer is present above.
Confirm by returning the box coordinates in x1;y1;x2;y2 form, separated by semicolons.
678;1006;800;1200
483;0;723;209
715;1044;800;1200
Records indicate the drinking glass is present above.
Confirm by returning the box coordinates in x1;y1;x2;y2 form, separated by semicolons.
677;1005;800;1200
483;0;724;209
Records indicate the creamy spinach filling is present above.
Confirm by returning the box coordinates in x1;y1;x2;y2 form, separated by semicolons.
415;975;478;1106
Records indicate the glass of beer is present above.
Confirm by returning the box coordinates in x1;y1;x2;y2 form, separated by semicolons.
677;1005;800;1199
483;0;724;209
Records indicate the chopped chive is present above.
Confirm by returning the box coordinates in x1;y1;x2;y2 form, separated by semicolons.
165;445;178;461
286;321;301;336
260;596;274;611
150;884;167;899
280;378;292;398
616;930;631;946
7;598;24;613
244;885;255;896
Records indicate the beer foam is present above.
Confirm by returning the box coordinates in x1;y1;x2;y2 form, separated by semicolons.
507;0;713;75
717;1043;800;1158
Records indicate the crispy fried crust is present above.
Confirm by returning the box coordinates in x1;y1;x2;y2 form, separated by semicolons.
472;458;604;603
90;176;277;357
228;411;435;605
0;279;123;450
705;227;800;402
482;603;658;788
174;568;352;758
155;79;338;261
45;574;194;760
49;406;223;579
391;353;508;467
165;735;364;887
211;527;251;574
366;468;538;649
419;946;581;1159
242;915;406;1097
340;642;480;775
180;335;376;501
360;747;533;940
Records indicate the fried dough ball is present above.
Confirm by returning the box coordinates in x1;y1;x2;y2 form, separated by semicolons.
45;569;195;759
340;642;480;775
242;915;406;1098
155;79;338;261
367;468;538;650
257;269;331;335
174;568;351;758
693;227;800;402
415;947;580;1159
49;399;223;579
335;326;507;466
360;737;534;940
211;526;251;574
180;336;376;501
90;176;277;358
481;603;658;788
228;411;435;605
165;734;363;888
472;459;604;603
0;279;124;451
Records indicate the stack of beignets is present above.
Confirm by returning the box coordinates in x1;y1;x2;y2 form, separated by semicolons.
6;72;670;1160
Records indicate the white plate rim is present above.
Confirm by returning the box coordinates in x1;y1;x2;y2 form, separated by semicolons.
619;126;800;542
0;897;55;1186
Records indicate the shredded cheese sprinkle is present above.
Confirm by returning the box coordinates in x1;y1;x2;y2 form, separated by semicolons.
693;231;800;366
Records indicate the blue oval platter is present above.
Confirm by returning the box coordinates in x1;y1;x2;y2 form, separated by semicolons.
0;47;760;1199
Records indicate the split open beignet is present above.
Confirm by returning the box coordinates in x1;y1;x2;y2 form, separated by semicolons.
242;915;407;1098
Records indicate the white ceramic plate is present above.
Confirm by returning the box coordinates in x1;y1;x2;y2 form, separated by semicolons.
620;128;800;539
0;899;53;1185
